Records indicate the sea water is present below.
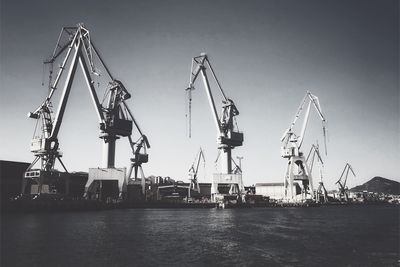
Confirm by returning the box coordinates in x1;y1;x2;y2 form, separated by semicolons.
1;205;398;266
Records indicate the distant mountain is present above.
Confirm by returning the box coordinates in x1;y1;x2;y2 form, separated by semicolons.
350;177;400;195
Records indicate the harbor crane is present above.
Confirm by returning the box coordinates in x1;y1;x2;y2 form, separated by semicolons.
281;91;327;201
335;163;356;202
23;24;149;198
188;148;205;193
186;53;244;202
125;112;150;195
187;148;205;197
306;143;328;203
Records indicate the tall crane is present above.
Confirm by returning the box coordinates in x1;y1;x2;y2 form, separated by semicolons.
186;53;244;201
306;143;328;203
23;24;149;198
336;163;356;202
187;147;205;196
281;91;327;201
125;106;150;196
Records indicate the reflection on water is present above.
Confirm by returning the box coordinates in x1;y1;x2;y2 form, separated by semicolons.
1;206;398;266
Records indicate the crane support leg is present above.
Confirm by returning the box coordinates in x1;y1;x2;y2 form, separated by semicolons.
84;168;126;201
139;166;146;195
284;162;290;200
285;155;314;202
102;135;116;168
289;160;295;200
126;163;147;197
220;148;232;174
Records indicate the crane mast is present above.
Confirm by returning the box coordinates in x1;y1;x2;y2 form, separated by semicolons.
23;24;149;198
186;53;244;202
335;163;356;202
281;91;327;202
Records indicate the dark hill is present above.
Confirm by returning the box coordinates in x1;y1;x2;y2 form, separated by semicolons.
350;177;400;195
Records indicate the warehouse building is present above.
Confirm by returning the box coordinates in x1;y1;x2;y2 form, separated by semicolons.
255;182;301;200
0;160;30;204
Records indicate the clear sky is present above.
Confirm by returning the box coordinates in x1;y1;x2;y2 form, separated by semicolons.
1;0;398;190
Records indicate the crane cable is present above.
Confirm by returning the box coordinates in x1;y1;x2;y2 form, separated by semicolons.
41;63;45;86
185;87;192;138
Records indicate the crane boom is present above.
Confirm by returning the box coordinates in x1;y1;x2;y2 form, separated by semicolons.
300;93;326;151
306;144;324;172
195;148;206;174
280;93;309;142
298;101;312;148
201;67;222;133
79;55;105;123
188;54;222;133
281;91;327;157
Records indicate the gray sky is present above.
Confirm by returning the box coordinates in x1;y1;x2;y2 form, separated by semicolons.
1;0;398;189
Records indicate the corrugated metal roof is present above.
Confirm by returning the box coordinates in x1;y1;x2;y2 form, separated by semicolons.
256;182;300;186
255;183;284;186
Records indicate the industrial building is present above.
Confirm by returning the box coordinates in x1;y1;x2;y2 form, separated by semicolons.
0;160;30;205
256;182;301;200
1;160;88;211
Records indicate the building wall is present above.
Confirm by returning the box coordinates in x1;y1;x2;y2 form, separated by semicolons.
0;160;30;202
256;184;285;199
199;183;211;197
255;183;300;200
